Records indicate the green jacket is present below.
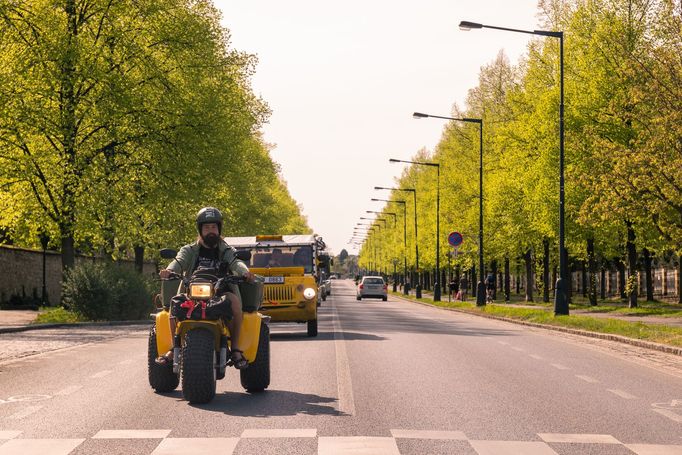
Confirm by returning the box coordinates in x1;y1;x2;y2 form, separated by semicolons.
161;239;249;307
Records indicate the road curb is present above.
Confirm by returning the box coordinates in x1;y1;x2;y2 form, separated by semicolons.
391;293;682;357
0;320;151;334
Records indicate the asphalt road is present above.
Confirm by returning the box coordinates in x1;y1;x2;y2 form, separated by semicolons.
1;279;681;454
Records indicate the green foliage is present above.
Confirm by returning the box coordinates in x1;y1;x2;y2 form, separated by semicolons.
34;307;84;324
364;0;681;285
62;262;154;321
0;0;309;270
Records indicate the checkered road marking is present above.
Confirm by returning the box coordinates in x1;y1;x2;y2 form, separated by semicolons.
0;429;680;454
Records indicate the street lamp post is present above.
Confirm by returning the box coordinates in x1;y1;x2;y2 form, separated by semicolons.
459;20;568;315
390;158;441;301
375;187;421;298
372;199;409;294
413;112;486;306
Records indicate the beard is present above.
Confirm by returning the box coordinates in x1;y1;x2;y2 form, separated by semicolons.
202;233;220;248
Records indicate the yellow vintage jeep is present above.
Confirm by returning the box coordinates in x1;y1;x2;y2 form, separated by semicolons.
223;235;321;337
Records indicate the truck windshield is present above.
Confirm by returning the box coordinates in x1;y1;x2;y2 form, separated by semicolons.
239;245;314;274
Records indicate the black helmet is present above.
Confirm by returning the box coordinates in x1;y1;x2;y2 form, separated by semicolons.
196;207;223;234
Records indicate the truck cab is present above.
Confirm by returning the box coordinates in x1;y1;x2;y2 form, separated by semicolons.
224;234;323;337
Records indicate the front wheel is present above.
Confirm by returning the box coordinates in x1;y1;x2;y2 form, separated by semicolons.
307;319;318;337
240;322;270;393
148;325;179;393
181;329;216;404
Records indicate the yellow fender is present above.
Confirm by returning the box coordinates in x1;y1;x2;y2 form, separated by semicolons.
240;312;264;363
154;310;174;357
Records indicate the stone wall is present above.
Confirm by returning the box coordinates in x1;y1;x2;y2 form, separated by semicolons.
0;245;158;305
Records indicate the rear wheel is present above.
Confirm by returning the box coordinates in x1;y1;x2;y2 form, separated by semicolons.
181;329;216;404
240;322;270;393
147;325;179;393
307;319;318;337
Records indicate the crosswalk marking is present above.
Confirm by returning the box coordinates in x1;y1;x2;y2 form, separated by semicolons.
652;408;682;423
469;440;559;455
538;433;621;444
390;429;467;440
241;428;317;438
626;444;682;455
93;430;171;439
318;436;400;455
151;437;239;455
0;438;84;455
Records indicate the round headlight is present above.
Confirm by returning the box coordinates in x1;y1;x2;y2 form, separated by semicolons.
303;288;316;300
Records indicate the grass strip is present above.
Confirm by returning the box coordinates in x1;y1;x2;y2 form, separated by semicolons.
390;292;682;348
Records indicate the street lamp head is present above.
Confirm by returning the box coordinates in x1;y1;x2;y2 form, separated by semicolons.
388;158;400;163
459;20;483;31
413;112;428;119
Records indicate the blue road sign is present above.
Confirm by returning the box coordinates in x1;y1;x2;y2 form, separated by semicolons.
448;231;463;247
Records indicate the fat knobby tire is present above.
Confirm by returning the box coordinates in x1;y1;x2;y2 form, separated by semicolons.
147;325;179;393
181;328;216;404
240;322;270;393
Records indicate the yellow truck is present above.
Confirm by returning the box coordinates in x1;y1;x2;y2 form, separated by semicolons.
224;235;325;337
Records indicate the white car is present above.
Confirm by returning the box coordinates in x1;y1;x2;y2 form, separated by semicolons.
356;276;387;301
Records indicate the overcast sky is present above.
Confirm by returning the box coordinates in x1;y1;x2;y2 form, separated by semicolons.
216;0;543;255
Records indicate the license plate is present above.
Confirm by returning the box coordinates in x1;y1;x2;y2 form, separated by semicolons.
264;276;285;284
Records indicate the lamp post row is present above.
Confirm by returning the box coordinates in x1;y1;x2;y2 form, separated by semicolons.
357;20;567;313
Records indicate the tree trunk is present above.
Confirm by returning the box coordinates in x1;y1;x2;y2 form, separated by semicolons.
587;238;597;306
565;248;572;303
626;221;638;308
61;234;75;275
524;249;533;302
678;257;682;305
600;265;606;301
581;260;587;298
543;238;550;303
491;260;498;300
504;256;510;302
471;266;477;298
134;246;145;273
617;258;626;300
643;248;654;302
515;260;521;294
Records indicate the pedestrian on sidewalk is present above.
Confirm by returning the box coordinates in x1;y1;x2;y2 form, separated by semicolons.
459;274;468;301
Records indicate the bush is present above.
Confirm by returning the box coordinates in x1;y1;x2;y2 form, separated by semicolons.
62;262;155;321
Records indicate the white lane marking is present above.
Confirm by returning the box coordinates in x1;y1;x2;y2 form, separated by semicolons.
151;438;239;455
538;433;621;444
498;341;509;345
241;428;316;438
55;385;83;396
93;430;171;439
652;408;682;423
0;395;51;405
390;429;467;440
469;440;559;455
0;438;85;455
7;405;42;420
318;437;400;455
90;370;113;379
625;444;682;455
551;363;570;370
529;354;543;360
0;431;21;439
607;389;637;400
575;375;599;383
331;300;356;416
511;347;525;352
119;359;134;365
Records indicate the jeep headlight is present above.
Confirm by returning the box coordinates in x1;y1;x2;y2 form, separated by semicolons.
189;283;213;299
303;288;316;300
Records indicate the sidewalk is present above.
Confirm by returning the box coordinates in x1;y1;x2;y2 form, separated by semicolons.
397;288;682;328
0;309;39;327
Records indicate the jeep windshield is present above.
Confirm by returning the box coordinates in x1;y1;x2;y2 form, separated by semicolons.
237;245;314;274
